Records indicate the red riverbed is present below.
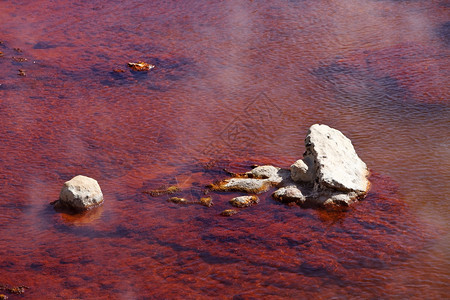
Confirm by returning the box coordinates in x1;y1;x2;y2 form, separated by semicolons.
0;0;448;299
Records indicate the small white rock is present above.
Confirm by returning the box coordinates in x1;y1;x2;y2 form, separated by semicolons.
249;165;280;179
272;186;306;204
59;175;103;211
248;165;290;185
222;178;272;194
290;156;315;182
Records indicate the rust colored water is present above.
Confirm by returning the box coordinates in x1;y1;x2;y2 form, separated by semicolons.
0;0;449;299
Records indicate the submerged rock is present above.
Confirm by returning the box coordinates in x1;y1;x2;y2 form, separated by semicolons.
58;175;103;211
144;185;179;197
199;197;213;207
220;209;238;216
304;124;370;194
229;195;259;208
167;197;189;204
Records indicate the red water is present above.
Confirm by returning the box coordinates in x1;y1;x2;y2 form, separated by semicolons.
0;0;449;299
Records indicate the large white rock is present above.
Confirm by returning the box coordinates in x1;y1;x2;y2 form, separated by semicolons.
59;175;104;211
304;124;370;194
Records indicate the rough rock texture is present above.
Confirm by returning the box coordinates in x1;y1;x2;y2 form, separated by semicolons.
59;175;103;211
304;124;370;194
325;192;359;206
272;186;306;204
229;195;260;208
248;165;279;178
247;165;291;185
209;178;272;194
207;124;370;208
290;157;315;182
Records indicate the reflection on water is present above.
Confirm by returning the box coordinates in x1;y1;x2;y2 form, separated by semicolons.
0;0;448;298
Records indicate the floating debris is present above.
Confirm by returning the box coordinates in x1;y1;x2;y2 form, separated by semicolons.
220;209;238;216
18;69;26;76
0;294;7;300
167;197;189;204
113;68;125;73
0;284;29;295
198;196;213;207
13;48;22;53
127;61;155;71
0;51;3;57
12;56;27;62
144;185;179;197
8;287;27;295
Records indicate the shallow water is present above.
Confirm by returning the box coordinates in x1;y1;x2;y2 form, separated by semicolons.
0;0;449;298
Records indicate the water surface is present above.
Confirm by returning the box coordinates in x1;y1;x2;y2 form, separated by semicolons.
0;0;449;298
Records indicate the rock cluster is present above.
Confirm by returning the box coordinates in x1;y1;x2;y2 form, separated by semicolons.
210;124;370;207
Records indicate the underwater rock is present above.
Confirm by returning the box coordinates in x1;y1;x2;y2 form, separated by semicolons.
220;209;238;216
304;124;370;194
167;197;189;204
229;195;259;208
199;197;213;207
57;175;103;211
